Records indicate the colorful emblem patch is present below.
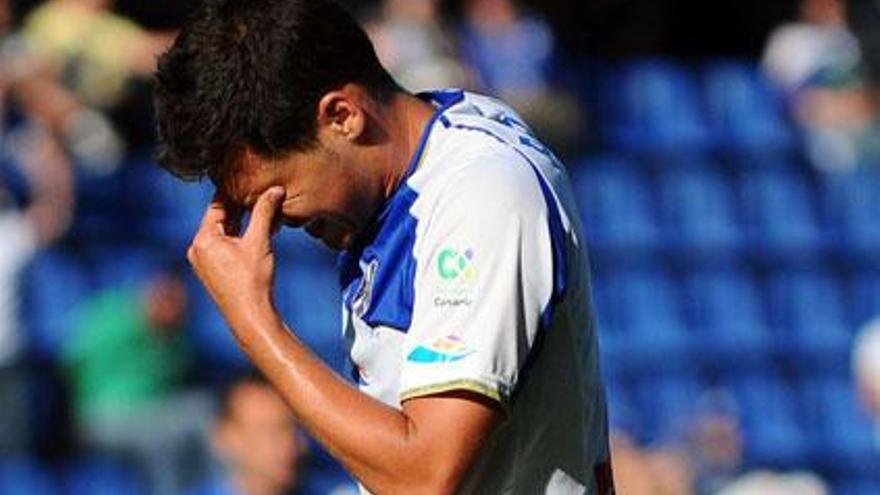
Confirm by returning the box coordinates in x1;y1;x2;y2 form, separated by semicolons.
407;334;476;364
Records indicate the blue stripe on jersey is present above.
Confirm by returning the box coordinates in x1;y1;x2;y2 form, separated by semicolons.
355;185;419;331
338;90;466;333
530;165;569;328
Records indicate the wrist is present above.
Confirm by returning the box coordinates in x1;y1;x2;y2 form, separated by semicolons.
226;293;281;339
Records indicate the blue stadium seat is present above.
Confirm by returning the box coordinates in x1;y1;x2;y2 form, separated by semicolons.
603;377;642;438
0;458;56;495
823;167;880;262
597;60;711;151
571;156;660;258
124;160;214;252
275;257;347;373
590;276;628;379
767;271;851;369
275;227;336;265
185;274;249;370
799;377;879;476
725;376;809;468
83;245;162;292
21;249;92;359
739;168;824;260
69;165;129;242
682;270;773;368
634;375;703;444
851;272;880;326
836;480;880;495
299;438;358;495
658;168;741;258
602;270;691;372
61;457;145;495
700;60;795;153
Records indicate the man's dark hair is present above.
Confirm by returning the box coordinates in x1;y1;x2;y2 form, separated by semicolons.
153;0;398;181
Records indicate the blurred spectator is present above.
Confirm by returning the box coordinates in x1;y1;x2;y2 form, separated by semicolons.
853;318;880;448
62;268;212;495
0;122;73;453
0;1;122;171
715;471;829;495
5;0;174;167
0;0;74;457
364;0;471;91
687;391;744;495
458;0;583;156
610;431;695;495
20;0;169;110
188;371;305;495
763;0;880;171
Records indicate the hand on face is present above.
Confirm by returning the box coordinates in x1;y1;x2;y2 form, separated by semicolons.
187;186;285;331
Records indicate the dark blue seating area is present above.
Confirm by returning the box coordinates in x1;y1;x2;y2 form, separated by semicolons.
579;59;880;493
5;57;880;494
0;457;143;495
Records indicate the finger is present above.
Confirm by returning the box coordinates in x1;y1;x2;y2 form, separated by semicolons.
243;186;285;245
216;193;244;236
199;199;229;236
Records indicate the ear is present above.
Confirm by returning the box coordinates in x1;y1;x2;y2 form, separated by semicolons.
317;86;366;142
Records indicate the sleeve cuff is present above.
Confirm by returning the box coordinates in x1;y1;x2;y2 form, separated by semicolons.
399;376;511;407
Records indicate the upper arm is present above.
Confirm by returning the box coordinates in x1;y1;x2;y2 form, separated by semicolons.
399;390;503;494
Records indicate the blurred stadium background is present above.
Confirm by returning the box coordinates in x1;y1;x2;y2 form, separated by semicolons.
1;0;879;494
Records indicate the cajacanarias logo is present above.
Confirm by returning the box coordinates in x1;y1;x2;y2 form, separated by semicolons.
434;247;477;307
437;248;476;282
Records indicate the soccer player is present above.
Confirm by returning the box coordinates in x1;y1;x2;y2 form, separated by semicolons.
153;1;613;493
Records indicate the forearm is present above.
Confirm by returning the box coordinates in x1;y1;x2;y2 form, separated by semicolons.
187;191;494;493
225;301;453;494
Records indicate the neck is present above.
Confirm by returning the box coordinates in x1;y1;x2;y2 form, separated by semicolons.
380;92;436;201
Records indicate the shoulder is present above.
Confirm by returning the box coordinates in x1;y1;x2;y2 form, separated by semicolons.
417;144;547;226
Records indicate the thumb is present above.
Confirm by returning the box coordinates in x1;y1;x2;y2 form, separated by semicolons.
244;186;285;246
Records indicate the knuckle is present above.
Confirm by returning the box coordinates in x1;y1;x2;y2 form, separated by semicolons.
189;237;211;255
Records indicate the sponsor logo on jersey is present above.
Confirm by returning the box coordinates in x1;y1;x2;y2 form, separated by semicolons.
438;247;476;281
433;247;476;307
407;334;476;364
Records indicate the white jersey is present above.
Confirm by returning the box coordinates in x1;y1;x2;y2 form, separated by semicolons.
339;90;613;494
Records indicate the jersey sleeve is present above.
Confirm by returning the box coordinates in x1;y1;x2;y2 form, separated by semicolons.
399;157;555;406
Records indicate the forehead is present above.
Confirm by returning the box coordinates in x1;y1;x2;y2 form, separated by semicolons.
212;151;280;208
